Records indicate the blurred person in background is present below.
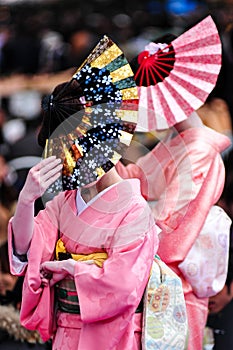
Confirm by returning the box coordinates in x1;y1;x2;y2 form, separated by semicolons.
66;29;98;68
198;98;232;139
0;153;17;225
197;98;233;158
1;16;41;76
206;229;233;349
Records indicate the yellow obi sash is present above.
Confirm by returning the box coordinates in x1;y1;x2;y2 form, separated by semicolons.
55;238;108;314
55;238;108;267
55;239;143;315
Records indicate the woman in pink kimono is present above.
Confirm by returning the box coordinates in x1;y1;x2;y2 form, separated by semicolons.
116;112;231;349
7;41;160;349
116;17;232;349
9;162;158;350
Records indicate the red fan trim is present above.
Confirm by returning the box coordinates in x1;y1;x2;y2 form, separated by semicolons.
135;44;175;87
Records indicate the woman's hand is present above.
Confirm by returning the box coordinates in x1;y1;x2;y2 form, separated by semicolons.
12;156;63;255
40;259;76;287
20;156;63;203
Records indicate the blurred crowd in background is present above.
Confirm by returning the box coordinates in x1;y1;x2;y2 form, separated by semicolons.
0;0;233;348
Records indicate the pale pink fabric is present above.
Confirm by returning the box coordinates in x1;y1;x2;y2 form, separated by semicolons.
178;205;231;298
116;127;231;350
136;16;222;131
8;179;159;350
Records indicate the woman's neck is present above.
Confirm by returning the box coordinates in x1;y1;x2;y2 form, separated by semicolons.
80;167;123;203
96;167;123;192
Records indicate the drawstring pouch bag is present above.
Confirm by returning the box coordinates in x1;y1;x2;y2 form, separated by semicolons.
142;255;188;350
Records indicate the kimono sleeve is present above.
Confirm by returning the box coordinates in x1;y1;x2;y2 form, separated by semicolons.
157;141;227;263
20;219;57;341
8;193;65;341
8;217;28;276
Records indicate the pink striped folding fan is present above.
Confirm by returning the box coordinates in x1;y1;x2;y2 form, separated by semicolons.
134;15;222;131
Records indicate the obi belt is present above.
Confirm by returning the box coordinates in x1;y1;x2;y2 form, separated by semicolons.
55;239;143;314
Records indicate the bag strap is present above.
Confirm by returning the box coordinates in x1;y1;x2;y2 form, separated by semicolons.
154;254;165;283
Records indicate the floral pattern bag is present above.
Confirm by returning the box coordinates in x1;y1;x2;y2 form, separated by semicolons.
142;256;188;350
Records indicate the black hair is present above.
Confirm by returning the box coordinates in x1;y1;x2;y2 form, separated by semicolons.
38;79;85;148
130;33;177;86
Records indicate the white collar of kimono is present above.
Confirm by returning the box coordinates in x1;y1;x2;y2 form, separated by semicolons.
76;182;119;215
54;179;158;247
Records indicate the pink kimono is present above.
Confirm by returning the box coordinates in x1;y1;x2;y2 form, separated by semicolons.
117;127;231;350
8;179;159;350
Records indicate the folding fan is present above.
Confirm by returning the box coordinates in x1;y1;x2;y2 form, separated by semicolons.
43;35;138;191
134;15;222;131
